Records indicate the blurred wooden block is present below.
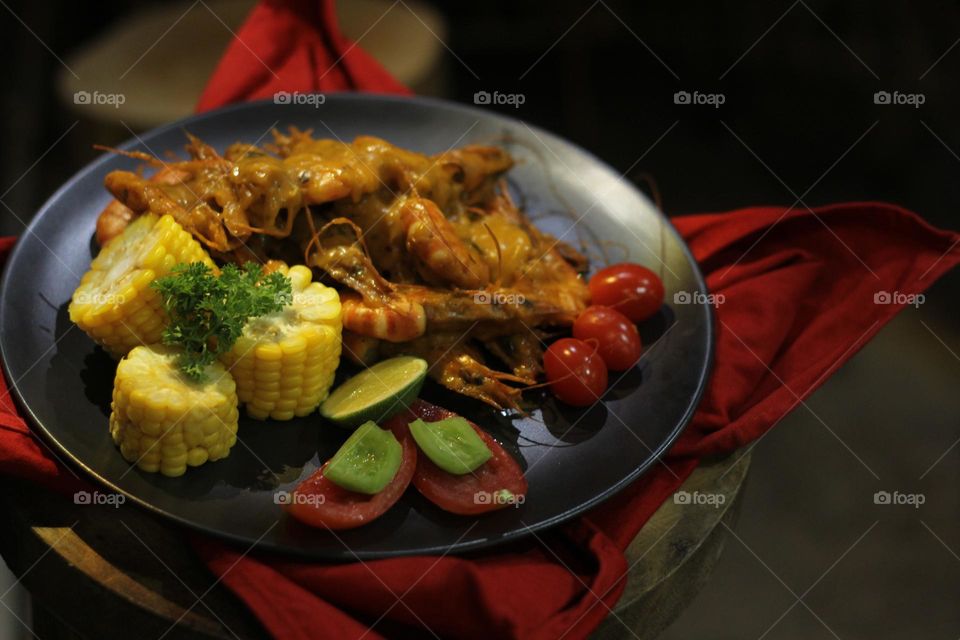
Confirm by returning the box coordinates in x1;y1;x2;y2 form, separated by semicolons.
56;0;447;130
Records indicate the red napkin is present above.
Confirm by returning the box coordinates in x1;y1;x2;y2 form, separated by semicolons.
1;2;957;639
195;0;410;111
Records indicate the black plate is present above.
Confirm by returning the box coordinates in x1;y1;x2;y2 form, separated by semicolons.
0;95;712;559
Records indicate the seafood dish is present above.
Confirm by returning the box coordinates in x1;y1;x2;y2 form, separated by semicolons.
67;128;664;528
95;129;593;411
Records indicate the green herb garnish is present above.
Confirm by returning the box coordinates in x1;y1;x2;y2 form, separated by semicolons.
152;262;292;380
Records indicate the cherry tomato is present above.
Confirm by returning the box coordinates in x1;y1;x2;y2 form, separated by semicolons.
543;338;608;407
589;263;664;322
286;426;417;530
573;305;642;371
387;400;527;515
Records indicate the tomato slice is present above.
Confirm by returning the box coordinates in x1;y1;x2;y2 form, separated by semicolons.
285;425;417;530
385;400;527;515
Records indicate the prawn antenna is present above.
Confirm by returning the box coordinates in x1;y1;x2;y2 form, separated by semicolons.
92;145;165;168
482;221;504;287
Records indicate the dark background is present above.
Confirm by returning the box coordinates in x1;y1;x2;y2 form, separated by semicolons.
0;1;957;638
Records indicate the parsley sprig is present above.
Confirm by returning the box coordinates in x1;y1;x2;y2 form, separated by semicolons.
152;262;292;380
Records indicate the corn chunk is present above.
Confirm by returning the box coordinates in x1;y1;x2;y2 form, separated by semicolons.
69;213;216;358
110;344;238;477
221;264;341;420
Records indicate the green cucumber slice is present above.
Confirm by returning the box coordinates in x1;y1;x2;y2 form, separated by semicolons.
324;421;402;494
408;417;492;475
320;356;427;429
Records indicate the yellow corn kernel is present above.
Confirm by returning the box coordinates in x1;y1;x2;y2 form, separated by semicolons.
110;344;238;477
221;263;341;421
69;214;217;359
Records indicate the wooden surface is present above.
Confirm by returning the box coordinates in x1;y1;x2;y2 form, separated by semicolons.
0;451;750;639
594;451;751;639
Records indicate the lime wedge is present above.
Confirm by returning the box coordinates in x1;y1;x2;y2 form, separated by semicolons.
320;356;428;428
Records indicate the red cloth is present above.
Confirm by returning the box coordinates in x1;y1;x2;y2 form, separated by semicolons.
1;2;957;638
195;0;409;111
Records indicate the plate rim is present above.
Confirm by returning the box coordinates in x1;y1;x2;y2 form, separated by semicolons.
0;93;714;558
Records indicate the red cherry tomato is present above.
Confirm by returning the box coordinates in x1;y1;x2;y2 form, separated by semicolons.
573;305;642;371
543;338;608;407
589;263;664;322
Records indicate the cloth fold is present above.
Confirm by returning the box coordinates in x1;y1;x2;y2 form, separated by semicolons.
196;0;410;112
0;1;957;638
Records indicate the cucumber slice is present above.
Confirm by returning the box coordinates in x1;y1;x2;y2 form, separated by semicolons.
320;356;428;428
324;421;403;494
409;417;492;475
